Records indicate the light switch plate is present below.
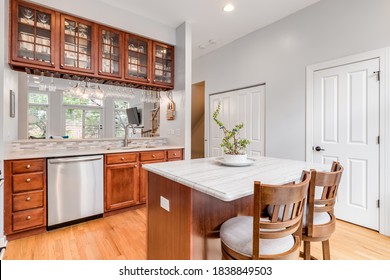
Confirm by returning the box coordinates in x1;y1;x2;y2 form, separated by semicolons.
160;196;170;212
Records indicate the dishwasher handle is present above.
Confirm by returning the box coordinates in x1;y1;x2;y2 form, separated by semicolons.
49;155;102;164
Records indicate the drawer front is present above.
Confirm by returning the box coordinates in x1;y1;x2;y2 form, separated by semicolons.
12;159;44;174
13;173;44;193
13;208;44;232
167;149;182;160
106;153;138;165
140;151;166;162
13;190;44;212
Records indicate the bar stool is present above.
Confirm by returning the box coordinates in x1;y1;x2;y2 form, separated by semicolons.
219;172;311;260
302;161;344;260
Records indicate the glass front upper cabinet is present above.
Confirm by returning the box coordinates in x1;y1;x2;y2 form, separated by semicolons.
125;34;150;83
152;42;174;87
98;26;122;78
12;2;56;67
60;15;95;73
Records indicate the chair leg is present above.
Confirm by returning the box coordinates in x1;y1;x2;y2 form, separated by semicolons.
322;240;331;260
303;241;311;260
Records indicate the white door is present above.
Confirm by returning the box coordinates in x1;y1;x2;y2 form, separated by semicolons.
209;85;265;157
312;58;380;230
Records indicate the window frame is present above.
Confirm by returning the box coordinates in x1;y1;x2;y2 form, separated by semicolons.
27;91;50;139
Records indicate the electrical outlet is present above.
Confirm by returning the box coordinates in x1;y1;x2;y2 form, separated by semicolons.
160;196;170;212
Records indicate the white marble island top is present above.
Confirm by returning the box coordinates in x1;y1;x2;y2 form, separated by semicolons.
142;156;330;202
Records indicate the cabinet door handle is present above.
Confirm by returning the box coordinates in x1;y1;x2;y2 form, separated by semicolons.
134;164;138;168
61;64;64;67
26;164;31;169
26;178;31;183
26;197;31;201
26;216;31;220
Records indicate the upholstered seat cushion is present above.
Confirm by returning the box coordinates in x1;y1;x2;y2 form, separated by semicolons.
220;216;295;257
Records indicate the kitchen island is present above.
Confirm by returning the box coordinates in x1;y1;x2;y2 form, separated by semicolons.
143;156;329;260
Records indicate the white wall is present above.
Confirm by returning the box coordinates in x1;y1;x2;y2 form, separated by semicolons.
193;0;390;161
160;22;191;158
29;0;175;45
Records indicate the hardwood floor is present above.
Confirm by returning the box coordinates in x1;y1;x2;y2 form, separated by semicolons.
3;206;390;260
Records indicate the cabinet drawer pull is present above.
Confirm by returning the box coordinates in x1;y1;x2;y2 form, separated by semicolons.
134;164;138;168
121;157;125;160
26;178;31;183
173;153;177;156
26;164;31;169
26;216;31;220
152;154;156;158
26;197;31;201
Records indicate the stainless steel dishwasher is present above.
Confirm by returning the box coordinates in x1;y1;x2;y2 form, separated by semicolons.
47;155;103;229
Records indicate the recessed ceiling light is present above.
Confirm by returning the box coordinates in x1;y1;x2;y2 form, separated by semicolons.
223;4;235;12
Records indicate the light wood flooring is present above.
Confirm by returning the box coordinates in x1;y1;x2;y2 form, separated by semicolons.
3;206;390;260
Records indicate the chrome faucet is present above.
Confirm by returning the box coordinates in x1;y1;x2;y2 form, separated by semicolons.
124;123;136;147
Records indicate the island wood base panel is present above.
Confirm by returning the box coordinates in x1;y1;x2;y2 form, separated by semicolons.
147;173;253;260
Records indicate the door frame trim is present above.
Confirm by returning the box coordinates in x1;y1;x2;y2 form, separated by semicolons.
306;47;390;236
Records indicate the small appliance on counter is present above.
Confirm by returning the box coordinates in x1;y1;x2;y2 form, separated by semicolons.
47;155;104;230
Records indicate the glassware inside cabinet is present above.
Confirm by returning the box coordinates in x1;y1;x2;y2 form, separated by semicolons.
126;36;149;80
63;18;92;70
100;29;120;76
16;4;53;65
153;44;173;85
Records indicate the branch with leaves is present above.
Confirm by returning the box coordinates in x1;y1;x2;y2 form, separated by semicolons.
212;102;250;155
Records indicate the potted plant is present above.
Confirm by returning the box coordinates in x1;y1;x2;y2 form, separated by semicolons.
212;102;250;163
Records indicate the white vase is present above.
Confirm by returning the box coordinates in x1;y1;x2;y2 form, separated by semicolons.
223;153;247;164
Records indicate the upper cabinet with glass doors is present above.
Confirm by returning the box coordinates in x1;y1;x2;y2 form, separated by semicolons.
98;26;123;78
152;42;174;87
11;1;56;68
125;34;151;83
60;15;95;74
9;0;174;89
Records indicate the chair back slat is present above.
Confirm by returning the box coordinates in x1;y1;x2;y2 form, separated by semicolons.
252;171;311;259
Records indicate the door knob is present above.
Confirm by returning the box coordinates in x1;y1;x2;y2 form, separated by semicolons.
314;146;325;152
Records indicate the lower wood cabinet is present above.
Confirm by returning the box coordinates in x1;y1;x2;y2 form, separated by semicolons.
105;149;183;211
104;154;139;212
4;158;47;238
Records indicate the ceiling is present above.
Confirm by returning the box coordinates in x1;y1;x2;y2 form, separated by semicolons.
99;0;320;59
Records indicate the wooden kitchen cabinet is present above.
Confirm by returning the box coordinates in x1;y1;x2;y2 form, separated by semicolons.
152;42;174;87
10;0;57;68
98;25;123;78
60;14;96;74
4;158;47;239
167;149;183;161
9;0;175;90
139;150;167;203
125;34;151;83
104;153;140;212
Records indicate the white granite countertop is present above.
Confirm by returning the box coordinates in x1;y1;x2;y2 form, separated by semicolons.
142;156;330;202
4;145;184;160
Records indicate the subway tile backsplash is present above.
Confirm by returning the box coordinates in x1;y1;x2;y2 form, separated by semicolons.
10;138;167;152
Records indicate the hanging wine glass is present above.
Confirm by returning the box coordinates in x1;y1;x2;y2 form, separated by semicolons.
48;73;56;92
38;72;46;91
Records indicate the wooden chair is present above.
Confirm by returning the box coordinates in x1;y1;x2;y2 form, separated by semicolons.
302;161;344;260
220;172;311;260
